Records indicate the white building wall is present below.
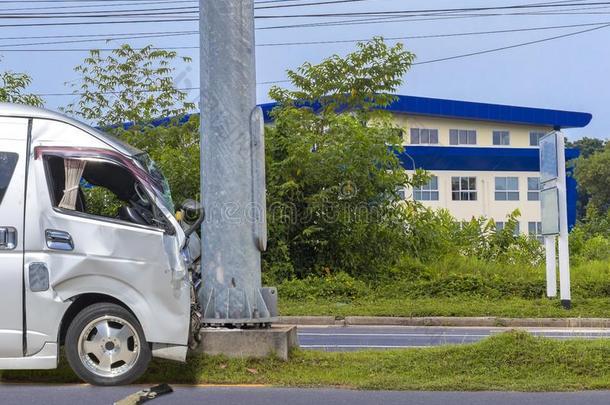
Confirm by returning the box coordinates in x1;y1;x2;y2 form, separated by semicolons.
405;170;541;231
393;113;553;148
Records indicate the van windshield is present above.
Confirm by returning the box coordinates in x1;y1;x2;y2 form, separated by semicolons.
133;153;175;212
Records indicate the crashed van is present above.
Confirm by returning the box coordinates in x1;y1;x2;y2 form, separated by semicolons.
0;103;202;385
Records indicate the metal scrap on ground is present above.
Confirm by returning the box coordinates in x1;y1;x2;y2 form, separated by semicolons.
113;384;174;405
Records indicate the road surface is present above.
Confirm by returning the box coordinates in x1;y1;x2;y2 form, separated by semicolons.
297;325;610;351
0;385;609;405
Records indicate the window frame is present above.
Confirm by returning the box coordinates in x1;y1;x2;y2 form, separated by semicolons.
40;152;171;234
410;128;439;145
527;177;541;201
530;131;547;146
497;221;521;236
495;176;520;201
414;175;440;201
492;130;511;146
528;221;543;242
451;176;477;201
449;129;477;145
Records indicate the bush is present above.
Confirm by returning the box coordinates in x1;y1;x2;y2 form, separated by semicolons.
278;272;369;300
377;256;546;300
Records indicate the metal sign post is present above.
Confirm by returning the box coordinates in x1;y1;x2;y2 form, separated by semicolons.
539;131;571;309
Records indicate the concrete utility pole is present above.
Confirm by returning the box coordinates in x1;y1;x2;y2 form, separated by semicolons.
199;0;276;326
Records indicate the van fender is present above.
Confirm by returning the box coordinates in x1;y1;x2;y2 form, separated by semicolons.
53;274;189;346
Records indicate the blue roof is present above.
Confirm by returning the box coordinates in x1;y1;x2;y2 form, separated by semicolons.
398;146;580;172
260;95;592;129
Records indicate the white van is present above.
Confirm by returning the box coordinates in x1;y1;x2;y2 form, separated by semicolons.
0;103;202;386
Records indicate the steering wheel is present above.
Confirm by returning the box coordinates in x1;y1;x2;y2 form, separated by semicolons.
134;182;151;207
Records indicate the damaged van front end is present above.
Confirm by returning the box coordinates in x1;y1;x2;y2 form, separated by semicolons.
0;103;196;385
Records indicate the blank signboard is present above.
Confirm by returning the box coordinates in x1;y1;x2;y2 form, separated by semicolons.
539;133;558;185
541;187;560;236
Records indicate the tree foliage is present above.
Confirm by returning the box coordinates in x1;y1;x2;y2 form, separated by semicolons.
573;143;610;214
61;44;195;126
0;70;44;107
263;38;424;280
567;136;606;159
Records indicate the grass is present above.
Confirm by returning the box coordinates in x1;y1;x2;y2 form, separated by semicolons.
5;332;610;391
279;297;610;318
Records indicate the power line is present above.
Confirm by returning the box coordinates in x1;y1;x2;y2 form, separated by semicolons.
0;30;198;42
256;0;370;9
256;5;610;30
253;1;610;18
413;22;610;65
0;1;606;19
0;0;195;13
0;2;603;29
0;0;190;2
0;6;198;18
1;20;609;51
32;21;610;96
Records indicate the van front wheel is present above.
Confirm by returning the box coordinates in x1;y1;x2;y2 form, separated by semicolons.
65;303;151;386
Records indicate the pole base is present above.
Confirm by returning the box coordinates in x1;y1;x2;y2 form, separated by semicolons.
197;325;299;361
561;299;572;310
200;286;278;327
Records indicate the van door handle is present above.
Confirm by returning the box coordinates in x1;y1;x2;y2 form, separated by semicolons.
0;227;17;250
45;229;74;251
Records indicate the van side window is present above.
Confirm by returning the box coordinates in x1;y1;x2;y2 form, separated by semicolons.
43;155;167;230
0;152;18;205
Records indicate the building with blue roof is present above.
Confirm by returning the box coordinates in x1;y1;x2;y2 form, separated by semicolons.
268;95;590;235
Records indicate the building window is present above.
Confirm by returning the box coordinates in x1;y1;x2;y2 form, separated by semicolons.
530;131;547;146
414;176;439;201
528;177;540;201
396;186;407;200
528;221;543;242
495;177;519;201
410;128;439;145
497;221;520;236
452;176;477;201
493;130;510;146
449;129;477;145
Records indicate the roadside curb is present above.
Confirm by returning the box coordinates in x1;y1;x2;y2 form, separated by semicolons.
277;316;610;328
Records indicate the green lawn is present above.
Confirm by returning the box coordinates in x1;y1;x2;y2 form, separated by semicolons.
279;297;610;318
5;332;610;391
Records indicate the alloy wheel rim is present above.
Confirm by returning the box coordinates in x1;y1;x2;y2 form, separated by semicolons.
77;315;141;378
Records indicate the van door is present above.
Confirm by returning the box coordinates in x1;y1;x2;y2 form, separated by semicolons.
0;117;30;358
23;142;190;355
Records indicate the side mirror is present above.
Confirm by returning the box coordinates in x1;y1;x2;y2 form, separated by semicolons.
180;199;205;240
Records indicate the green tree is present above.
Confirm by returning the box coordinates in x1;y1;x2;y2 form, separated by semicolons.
567;136;606;158
0;71;43;106
263;38;425;281
567;137;607;218
573;143;610;214
62;44;195;126
119;116;200;206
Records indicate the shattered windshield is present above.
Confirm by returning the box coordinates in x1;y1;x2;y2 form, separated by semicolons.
134;153;175;212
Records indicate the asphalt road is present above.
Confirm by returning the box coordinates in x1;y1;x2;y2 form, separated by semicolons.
1;385;610;405
297;325;610;351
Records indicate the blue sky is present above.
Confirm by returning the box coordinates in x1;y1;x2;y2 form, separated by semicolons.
2;0;609;139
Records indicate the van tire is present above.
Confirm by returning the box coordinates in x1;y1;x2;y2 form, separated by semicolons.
65;303;151;386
